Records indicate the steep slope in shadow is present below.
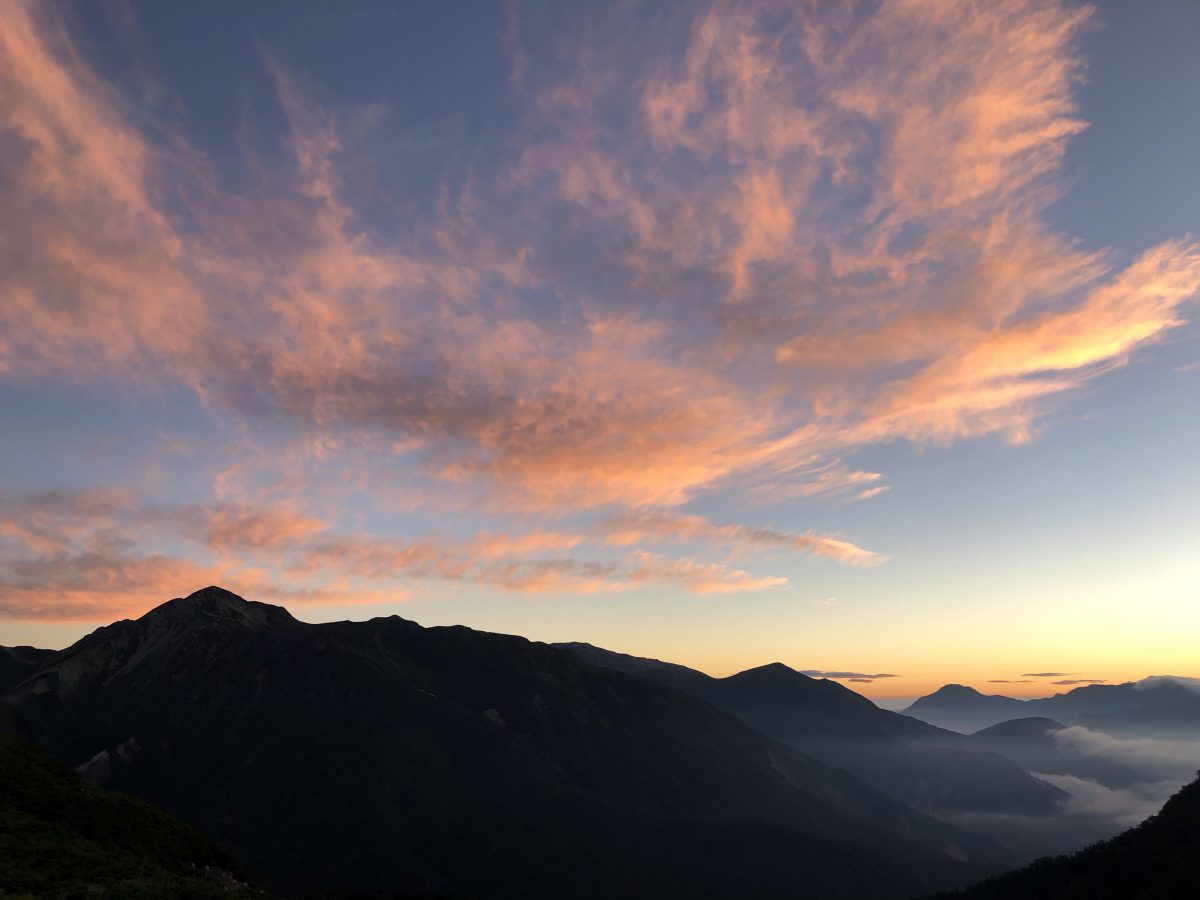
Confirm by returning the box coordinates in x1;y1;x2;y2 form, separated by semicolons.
0;730;268;899
0;644;56;692
0;587;1000;900
928;773;1200;899
559;643;1065;822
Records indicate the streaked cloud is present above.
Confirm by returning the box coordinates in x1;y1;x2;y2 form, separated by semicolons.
2;0;1200;618
801;670;900;682
0;489;786;618
601;511;884;565
625;551;787;595
1052;679;1106;686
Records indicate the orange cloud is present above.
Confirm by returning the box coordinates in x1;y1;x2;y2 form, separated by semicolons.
291;532;785;596
602;511;884;566
626;550;788;595
0;490;395;619
2;0;1199;618
0;488;794;612
851;240;1200;445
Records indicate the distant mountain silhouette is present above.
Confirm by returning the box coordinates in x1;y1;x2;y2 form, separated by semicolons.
561;643;949;742
970;717;1067;741
905;681;1200;737
961;717;1145;789
557;644;1065;823
903;687;1028;733
0;587;1001;900
0;729;267;898
930;772;1200;899
0;644;55;692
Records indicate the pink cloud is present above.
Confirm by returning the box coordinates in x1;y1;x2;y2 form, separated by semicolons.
2;0;1199;619
0;489;790;613
601;511;884;566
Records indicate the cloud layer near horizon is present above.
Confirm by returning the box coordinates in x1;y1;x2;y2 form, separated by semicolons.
2;0;1200;618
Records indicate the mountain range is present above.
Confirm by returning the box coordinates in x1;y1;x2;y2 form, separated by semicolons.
552;643;1200;860
0;586;1000;900
556;643;1068;822
4;586;1198;898
904;682;1200;738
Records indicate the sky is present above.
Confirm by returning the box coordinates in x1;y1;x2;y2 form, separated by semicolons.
1;0;1198;701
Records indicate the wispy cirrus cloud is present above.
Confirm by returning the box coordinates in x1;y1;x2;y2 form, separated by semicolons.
2;0;1200;618
0;489;786;619
600;511;884;566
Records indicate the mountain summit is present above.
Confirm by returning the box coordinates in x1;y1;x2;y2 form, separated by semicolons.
152;585;299;628
1;587;1000;899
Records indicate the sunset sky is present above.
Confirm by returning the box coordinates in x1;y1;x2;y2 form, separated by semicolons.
2;0;1198;700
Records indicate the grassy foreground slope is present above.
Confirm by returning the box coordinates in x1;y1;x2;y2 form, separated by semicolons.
0;730;265;900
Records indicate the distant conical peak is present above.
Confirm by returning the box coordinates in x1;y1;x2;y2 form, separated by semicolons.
934;683;981;695
734;662;798;679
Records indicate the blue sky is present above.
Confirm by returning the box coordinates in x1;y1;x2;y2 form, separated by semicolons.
1;0;1197;698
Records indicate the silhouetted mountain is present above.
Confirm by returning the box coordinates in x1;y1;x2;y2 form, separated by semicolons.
904;687;1028;733
905;681;1200;737
1037;680;1200;738
970;717;1066;741
962;718;1144;789
557;644;1065;823
930;772;1200;899
559;645;981;745
0;587;1001;900
0;729;267;899
0;644;55;692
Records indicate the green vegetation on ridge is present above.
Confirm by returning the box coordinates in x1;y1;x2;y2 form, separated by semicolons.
0;730;267;900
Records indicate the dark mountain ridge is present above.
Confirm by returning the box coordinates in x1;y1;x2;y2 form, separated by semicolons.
0;643;55;693
0;587;1001;900
556;643;1066;824
560;643;954;744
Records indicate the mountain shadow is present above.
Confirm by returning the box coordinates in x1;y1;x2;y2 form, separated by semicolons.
0;729;267;900
558;643;1065;825
0;587;1001;900
0;645;55;693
